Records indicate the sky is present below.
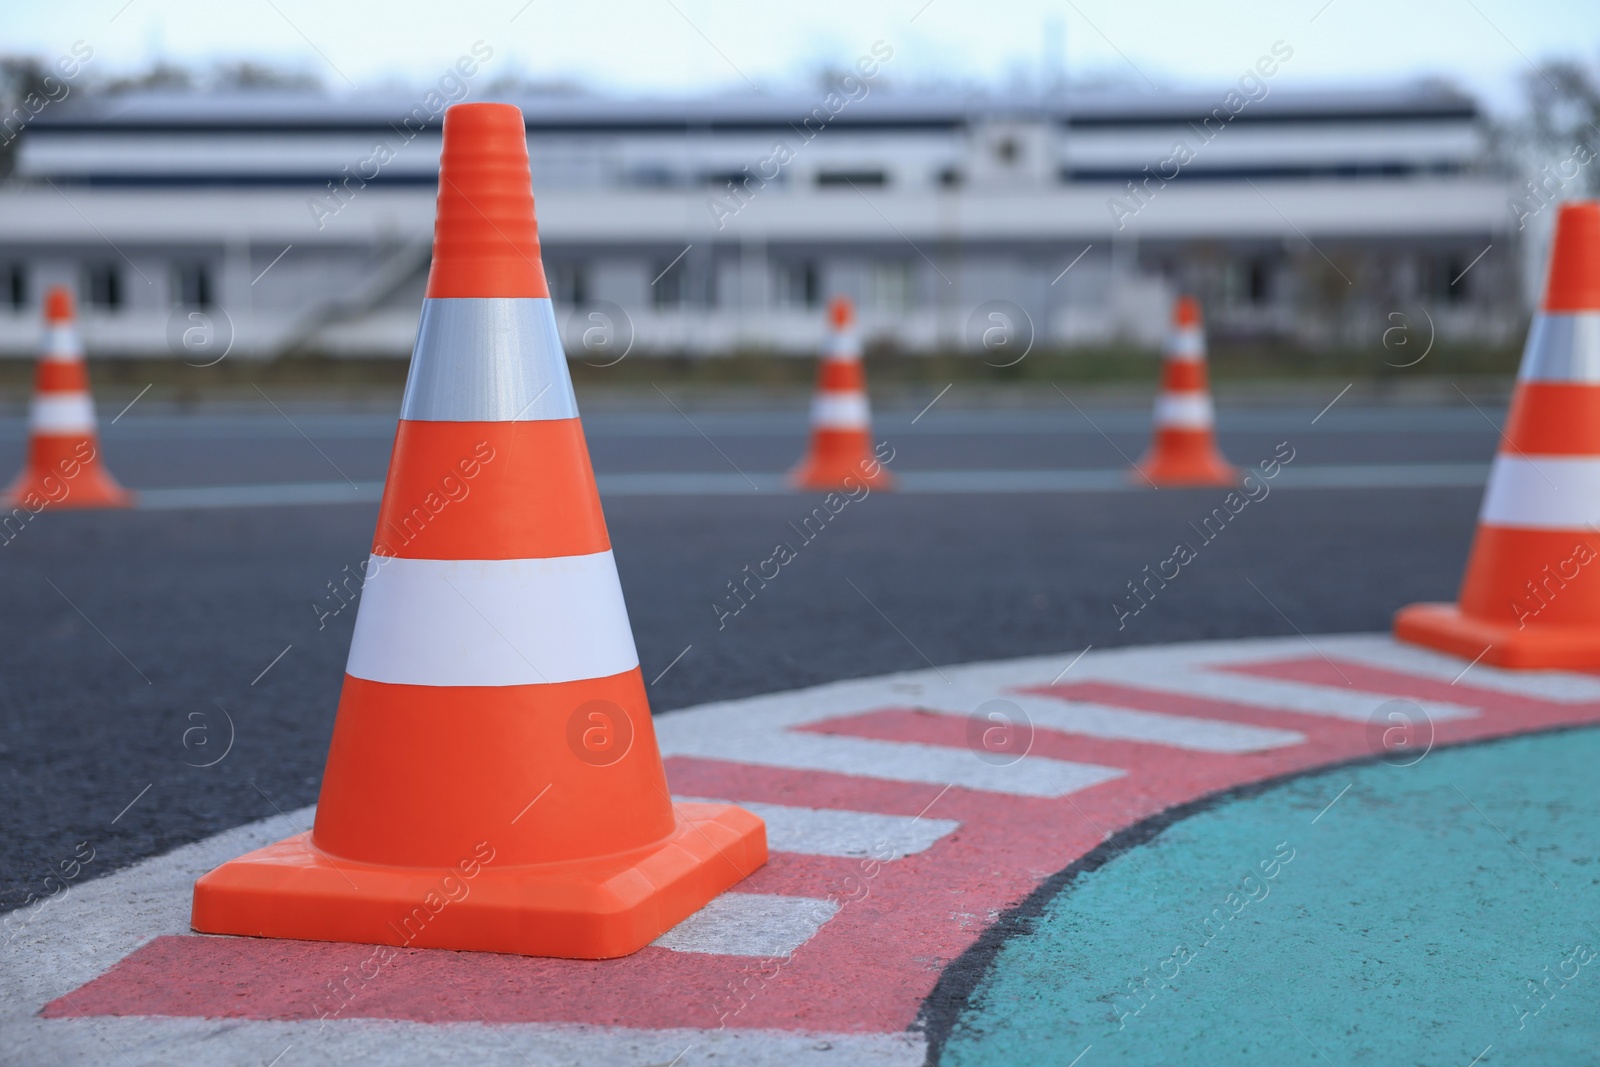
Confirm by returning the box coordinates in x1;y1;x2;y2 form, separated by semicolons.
8;0;1599;112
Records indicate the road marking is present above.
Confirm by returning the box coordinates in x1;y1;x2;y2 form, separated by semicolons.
677;798;959;858
122;463;1495;510
652;893;840;957
660;729;1122;798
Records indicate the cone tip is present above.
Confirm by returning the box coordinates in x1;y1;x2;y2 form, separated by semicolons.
1543;199;1600;312
425;101;549;299
44;286;75;323
829;295;855;329
1173;295;1202;327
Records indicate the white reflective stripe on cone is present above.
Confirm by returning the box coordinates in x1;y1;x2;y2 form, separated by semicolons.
811;391;871;429
41;327;83;361
345;551;640;687
1479;454;1600;530
1164;328;1205;362
823;335;862;363
29;393;96;433
1153;391;1214;428
400;298;580;422
1518;312;1600;383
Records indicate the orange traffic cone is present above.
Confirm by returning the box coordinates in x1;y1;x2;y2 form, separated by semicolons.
191;103;766;959
792;295;892;490
4;286;131;509
1396;199;1600;669
1134;295;1236;486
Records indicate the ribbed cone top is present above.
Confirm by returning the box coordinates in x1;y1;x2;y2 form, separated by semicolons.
829;295;855;330
1543;200;1600;312
425;103;549;298
1173;295;1202;328
44;285;75;323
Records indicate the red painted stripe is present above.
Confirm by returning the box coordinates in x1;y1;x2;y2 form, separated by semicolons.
373;419;609;560
1217;656;1579;719
800;706;1232;773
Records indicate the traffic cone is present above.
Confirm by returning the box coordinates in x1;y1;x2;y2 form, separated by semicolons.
1134;295;1236;486
191;103;766;959
1396;199;1600;668
792;296;893;490
3;286;131;509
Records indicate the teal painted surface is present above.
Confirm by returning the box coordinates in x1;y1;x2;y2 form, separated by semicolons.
943;728;1600;1066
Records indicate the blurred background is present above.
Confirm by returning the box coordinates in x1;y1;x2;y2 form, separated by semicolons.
0;0;1595;394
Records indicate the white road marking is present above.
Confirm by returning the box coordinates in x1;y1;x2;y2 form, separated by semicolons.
1325;633;1600;702
906;689;1304;753
652;893;840;957
661;730;1123;798
676;798;959;859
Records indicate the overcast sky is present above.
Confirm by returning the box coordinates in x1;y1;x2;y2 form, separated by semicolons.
10;0;1598;111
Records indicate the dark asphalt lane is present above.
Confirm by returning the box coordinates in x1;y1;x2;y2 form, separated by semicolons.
0;403;1496;911
0;401;1503;486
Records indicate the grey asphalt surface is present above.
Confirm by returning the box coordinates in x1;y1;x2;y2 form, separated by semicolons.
0;395;1500;910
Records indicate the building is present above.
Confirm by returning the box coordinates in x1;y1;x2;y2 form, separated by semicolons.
0;78;1520;360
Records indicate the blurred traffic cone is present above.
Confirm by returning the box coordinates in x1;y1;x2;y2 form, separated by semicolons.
1134;296;1236;486
3;286;131;509
192;103;766;959
792;296;893;490
1396;199;1600;668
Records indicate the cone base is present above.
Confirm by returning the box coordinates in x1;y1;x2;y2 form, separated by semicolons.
1395;602;1600;670
2;467;133;509
191;802;767;960
1133;456;1237;487
791;454;894;492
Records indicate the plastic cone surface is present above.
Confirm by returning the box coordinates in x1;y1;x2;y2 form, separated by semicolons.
3;287;131;509
1134;296;1236;486
791;296;893;490
1396;199;1600;669
191;103;766;959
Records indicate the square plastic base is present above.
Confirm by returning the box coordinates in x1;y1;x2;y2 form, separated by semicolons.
191;802;767;959
1395;602;1600;671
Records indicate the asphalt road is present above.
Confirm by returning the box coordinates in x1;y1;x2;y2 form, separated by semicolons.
0;396;1500;910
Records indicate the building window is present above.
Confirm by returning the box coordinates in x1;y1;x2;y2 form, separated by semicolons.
776;261;818;307
172;262;212;308
4;265;24;310
84;264;123;310
550;262;589;307
651;253;715;308
652;255;685;309
937;166;964;189
1222;257;1272;306
816;169;888;188
869;261;915;312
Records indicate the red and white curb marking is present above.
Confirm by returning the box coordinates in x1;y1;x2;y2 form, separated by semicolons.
10;634;1600;1066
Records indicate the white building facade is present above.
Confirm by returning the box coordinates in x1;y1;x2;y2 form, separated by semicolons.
0;82;1521;360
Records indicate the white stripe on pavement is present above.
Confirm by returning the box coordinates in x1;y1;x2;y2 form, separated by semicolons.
907;691;1304;753
659;730;1123;798
346;552;639;687
652;893;840;957
677;797;959;858
120;463;1495;510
